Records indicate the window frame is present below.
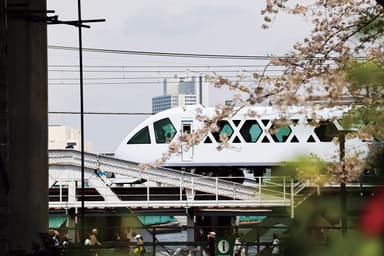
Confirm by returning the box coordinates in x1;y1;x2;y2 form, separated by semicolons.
153;118;177;144
240;120;263;143
127;126;151;144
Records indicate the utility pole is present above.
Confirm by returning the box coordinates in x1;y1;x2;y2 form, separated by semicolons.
77;0;85;243
338;129;354;237
339;132;347;237
75;0;105;242
46;2;104;242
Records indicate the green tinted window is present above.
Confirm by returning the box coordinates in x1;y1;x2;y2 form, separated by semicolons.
127;126;150;144
154;118;177;143
270;126;291;142
240;120;262;143
212;120;234;142
221;124;233;136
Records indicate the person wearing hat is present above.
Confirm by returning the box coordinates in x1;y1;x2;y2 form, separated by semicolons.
84;228;102;256
271;233;280;255
234;236;245;256
89;228;102;246
133;234;145;256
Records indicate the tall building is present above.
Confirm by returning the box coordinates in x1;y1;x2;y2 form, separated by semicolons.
152;75;209;113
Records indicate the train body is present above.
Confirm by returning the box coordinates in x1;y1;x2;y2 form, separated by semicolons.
115;105;369;178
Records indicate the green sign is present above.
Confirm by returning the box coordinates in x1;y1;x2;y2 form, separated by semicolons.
215;237;233;256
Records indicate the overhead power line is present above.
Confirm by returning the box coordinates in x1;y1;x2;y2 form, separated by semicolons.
49;111;153;115
48;64;273;68
48;76;240;81
48;79;277;86
48;69;283;73
48;69;271;73
48;45;277;60
47;73;284;81
49;45;367;60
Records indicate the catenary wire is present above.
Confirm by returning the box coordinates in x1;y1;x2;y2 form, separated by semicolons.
48;45;366;60
48;80;279;86
48;68;286;73
48;45;280;60
49;111;153;115
48;64;276;68
48;74;284;81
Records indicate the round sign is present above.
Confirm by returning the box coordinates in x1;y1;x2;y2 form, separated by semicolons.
217;239;230;254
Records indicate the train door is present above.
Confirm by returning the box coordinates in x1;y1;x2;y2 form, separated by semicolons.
181;120;194;161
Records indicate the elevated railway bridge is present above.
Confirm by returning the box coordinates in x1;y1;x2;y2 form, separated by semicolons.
48;149;375;249
48;149;311;217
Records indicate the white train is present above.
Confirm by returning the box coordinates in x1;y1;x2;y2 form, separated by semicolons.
115;105;369;179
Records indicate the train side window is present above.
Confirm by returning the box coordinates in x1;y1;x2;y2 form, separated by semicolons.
212;120;234;142
270;125;291;142
314;121;338;142
240;120;262;143
154;118;177;144
182;123;191;134
127;126;151;144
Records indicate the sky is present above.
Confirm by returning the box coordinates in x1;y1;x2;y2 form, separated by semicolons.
47;0;312;153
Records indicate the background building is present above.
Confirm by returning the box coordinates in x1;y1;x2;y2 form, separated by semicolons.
49;125;92;151
152;75;209;113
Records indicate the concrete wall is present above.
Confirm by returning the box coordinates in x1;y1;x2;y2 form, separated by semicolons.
1;0;48;253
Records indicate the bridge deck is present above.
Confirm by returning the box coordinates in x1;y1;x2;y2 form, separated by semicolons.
48;149;305;211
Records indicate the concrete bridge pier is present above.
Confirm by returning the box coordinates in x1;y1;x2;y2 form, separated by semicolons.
1;0;48;254
186;214;195;242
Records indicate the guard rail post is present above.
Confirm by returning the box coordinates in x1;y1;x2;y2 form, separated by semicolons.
191;177;194;200
283;176;286;201
59;184;62;202
180;176;183;201
152;226;156;256
256;226;260;254
147;182;150;202
291;178;294;218
215;177;218;202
